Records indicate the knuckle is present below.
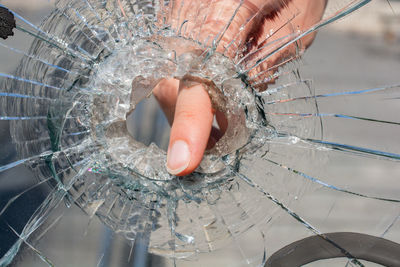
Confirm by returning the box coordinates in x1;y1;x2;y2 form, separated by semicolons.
176;109;197;120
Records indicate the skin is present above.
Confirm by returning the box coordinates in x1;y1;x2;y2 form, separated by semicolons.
152;0;327;176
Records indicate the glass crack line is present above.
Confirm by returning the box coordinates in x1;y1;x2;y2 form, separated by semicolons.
265;158;400;203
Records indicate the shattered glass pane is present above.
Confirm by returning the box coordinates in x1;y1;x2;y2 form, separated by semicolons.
0;0;399;266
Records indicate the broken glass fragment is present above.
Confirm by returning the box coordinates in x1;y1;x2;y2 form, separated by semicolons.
0;0;399;266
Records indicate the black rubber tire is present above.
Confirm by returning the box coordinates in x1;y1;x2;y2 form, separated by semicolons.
265;232;400;267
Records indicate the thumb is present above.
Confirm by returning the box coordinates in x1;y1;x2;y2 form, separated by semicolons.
166;83;213;176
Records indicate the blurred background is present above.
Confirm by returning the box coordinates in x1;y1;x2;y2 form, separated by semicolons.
0;0;399;266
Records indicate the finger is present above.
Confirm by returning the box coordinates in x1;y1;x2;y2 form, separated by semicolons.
166;83;213;176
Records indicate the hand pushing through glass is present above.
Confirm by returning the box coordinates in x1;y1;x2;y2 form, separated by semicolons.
152;0;326;176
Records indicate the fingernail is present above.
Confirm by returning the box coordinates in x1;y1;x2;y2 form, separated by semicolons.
166;140;191;175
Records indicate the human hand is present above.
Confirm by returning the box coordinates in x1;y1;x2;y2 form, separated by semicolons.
153;0;326;176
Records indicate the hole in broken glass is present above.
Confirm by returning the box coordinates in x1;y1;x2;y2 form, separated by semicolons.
125;94;170;151
88;40;262;180
124;79;229;153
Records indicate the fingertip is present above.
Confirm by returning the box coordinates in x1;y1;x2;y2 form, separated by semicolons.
166;140;191;175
